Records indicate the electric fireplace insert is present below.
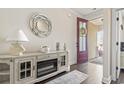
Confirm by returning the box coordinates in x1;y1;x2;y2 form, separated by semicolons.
37;59;57;78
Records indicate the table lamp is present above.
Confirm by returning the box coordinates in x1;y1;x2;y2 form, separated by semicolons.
6;29;29;56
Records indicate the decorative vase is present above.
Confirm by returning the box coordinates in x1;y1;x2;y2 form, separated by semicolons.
63;43;66;51
40;46;49;53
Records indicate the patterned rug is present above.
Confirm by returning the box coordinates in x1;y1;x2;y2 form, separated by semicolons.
46;70;88;84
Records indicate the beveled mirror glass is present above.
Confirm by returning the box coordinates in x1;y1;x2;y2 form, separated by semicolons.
30;14;52;38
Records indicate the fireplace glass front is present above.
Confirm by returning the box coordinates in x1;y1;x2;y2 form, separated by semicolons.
37;59;57;78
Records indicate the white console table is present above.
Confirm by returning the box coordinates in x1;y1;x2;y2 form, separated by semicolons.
0;51;69;84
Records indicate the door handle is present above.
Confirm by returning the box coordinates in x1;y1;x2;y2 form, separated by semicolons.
76;43;79;47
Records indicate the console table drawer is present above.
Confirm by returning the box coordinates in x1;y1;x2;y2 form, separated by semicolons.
37;54;57;60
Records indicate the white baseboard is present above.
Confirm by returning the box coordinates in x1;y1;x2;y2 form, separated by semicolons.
102;76;111;84
111;74;116;81
88;56;102;62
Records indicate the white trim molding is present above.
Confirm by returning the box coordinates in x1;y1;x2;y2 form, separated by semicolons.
102;9;112;84
102;76;111;84
111;8;117;81
67;9;85;18
83;9;103;20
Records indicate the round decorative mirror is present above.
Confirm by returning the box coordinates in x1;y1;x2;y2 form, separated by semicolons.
29;14;52;38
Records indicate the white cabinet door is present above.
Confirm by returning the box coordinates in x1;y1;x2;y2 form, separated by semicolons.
116;11;122;79
14;57;36;84
58;52;68;71
0;59;11;84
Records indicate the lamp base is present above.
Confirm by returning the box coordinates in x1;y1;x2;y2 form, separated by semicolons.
9;43;25;56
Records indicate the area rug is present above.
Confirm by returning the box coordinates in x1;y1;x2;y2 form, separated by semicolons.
46;70;88;84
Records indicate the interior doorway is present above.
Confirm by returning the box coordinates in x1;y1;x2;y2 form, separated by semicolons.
97;27;103;57
76;16;104;83
88;17;103;65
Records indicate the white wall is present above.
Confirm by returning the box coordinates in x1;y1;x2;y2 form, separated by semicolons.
88;22;98;59
0;8;82;65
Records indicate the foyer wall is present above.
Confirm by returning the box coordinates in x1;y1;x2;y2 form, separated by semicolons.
0;8;83;65
88;22;99;60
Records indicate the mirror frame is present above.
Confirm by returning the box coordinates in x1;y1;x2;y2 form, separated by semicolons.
29;14;52;38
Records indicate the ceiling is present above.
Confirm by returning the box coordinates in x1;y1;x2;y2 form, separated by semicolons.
72;8;103;25
90;17;103;26
72;8;102;16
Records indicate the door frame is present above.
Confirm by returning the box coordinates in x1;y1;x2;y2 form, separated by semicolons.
77;17;88;64
111;8;123;81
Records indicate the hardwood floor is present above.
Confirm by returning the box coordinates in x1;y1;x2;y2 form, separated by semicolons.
71;62;103;84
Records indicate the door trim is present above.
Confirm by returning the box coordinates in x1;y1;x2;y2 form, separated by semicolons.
111;8;122;81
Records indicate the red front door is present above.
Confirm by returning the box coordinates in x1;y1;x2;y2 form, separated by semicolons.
77;17;88;64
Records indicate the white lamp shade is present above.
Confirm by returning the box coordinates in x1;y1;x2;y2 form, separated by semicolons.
7;29;29;42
